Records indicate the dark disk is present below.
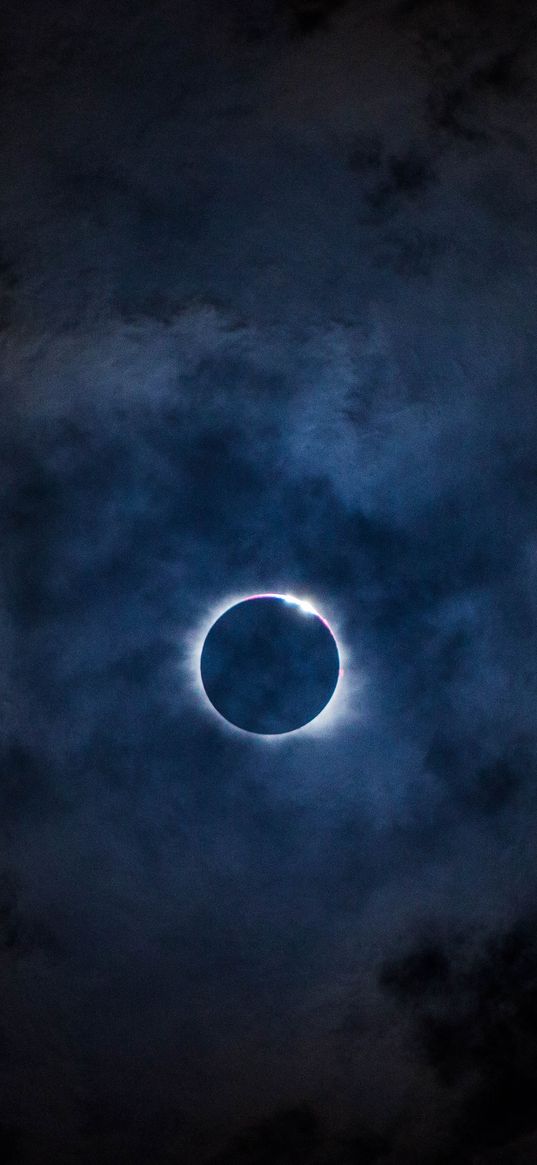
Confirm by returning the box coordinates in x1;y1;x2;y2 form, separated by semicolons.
199;594;340;734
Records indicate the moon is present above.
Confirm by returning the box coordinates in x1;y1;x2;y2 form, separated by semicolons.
199;593;341;734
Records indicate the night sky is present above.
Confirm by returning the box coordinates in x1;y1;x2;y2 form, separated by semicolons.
3;1;537;1161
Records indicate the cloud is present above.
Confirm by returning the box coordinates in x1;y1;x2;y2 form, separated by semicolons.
379;921;537;1159
204;1104;394;1164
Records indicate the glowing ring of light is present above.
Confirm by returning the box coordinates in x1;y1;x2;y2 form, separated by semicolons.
184;591;355;740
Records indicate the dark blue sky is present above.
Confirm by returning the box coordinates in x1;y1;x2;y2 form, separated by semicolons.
2;1;537;1161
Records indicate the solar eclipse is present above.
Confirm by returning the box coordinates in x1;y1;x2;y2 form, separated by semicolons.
199;593;341;735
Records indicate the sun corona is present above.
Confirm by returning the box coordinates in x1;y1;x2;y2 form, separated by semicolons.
195;592;342;736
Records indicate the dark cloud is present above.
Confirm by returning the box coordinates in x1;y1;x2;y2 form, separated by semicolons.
362;150;436;214
424;736;528;816
379;923;537;1159
206;1106;321;1163
380;941;452;1000
205;1106;393;1164
280;1;350;36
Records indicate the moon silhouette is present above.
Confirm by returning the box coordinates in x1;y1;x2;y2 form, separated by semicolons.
199;594;340;734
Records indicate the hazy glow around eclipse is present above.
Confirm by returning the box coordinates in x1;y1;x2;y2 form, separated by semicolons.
185;590;356;739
